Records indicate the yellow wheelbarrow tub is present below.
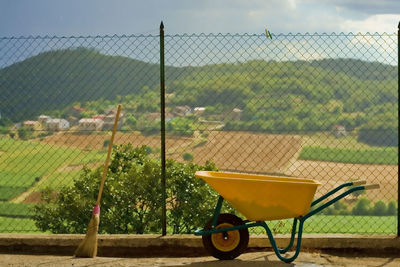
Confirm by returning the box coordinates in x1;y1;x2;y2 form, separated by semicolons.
195;171;321;221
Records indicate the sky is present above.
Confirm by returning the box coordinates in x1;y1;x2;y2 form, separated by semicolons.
0;0;399;37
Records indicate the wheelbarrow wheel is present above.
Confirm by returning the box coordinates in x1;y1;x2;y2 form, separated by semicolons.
202;213;249;260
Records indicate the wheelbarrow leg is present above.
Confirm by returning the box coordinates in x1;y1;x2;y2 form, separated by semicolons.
261;219;305;263
211;196;224;228
278;218;298;254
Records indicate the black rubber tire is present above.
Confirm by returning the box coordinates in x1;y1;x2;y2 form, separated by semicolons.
202;213;249;260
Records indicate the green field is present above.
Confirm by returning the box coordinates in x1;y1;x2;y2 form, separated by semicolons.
0;138;105;200
0;217;39;233
299;134;398;165
0;202;34;218
0;214;395;234
0;134;398;234
252;215;397;235
299;146;398;165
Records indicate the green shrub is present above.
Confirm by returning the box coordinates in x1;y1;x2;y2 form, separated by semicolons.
137;119;159;136
182;152;194;161
33;144;218;234
166;159;222;234
322;200;350;215
17;127;33;140
352;198;371;216
125;114;137;129
0;126;10;135
34;145;162;234
166;117;195;136
358;119;398;147
372;200;387;216
103;139;110;148
387;200;397;216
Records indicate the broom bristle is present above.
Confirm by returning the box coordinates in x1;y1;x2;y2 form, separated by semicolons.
74;207;100;257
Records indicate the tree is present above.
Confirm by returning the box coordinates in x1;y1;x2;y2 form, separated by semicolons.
358;116;398;147
372;200;387;216
387;201;397;216
352;198;371;216
17;127;33;140
33;144;219;234
125;114;137;129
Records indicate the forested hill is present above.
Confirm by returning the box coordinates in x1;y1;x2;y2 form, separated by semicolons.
0;47;397;123
308;58;397;81
0;48;182;121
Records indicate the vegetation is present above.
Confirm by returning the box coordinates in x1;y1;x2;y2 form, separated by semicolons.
321;199;397;216
0;48;397;148
0;203;34;218
0;217;39;233
0;138;104;200
33;144;223;234
299;146;398;165
183;152;194;161
261;215;396;235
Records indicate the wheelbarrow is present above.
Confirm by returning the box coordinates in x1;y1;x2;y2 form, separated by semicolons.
194;171;380;263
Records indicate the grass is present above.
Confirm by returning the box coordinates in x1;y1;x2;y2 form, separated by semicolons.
0;202;34;218
0;216;39;233
0;138;106;200
69;149;106;165
300;133;398;165
250;215;397;235
0;213;395;234
38;169;82;189
0;138;83;187
299;146;398;165
0;187;27;201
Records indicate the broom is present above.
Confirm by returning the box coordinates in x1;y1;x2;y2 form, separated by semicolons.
74;104;122;257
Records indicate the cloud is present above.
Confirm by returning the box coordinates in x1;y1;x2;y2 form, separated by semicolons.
332;0;400;15
341;14;399;33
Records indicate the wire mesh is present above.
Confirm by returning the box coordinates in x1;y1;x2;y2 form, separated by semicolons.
163;32;398;235
0;31;398;235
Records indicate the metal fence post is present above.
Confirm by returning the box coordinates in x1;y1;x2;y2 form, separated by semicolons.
397;21;400;237
160;21;167;236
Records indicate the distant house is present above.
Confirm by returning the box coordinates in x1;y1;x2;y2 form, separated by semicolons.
225;108;242;121
23;121;38;130
193;107;206;116
67;116;79;126
78;118;103;131
103;113;124;130
92;115;106;121
145;112;174;122
46;119;70;131
38;115;51;124
172;106;192;117
332;125;347;138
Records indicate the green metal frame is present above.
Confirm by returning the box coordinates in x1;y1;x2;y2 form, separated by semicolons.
195;181;372;263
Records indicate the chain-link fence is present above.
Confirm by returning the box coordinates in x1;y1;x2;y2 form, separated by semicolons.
0;28;398;235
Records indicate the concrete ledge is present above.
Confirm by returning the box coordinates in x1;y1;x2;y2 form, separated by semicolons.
0;234;399;257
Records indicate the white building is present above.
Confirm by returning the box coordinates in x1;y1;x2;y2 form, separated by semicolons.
38;115;51;124
78;118;104;131
194;107;206;116
46;119;70;131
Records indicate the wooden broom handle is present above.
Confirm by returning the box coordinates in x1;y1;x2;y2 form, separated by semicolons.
96;104;122;205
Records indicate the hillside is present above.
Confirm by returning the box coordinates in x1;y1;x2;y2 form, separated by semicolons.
0;48;397;140
0;48;183;121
